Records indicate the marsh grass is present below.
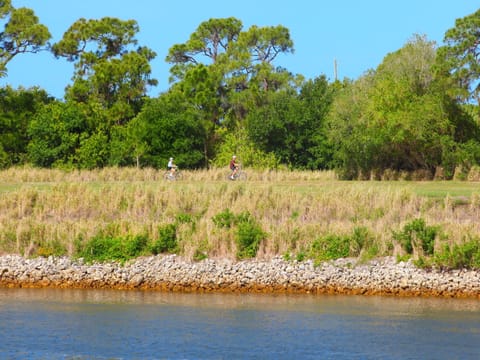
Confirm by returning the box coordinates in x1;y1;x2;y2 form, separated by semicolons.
1;167;480;267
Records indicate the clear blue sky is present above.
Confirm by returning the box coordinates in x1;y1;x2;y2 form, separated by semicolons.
1;0;478;99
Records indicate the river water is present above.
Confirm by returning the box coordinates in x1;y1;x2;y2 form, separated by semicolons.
0;288;479;359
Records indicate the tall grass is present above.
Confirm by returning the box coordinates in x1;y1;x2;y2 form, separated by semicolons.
1;167;480;267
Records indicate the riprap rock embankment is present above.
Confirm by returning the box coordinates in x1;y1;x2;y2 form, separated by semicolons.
1;254;479;298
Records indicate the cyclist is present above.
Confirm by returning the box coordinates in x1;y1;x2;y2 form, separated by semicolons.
167;157;177;177
229;155;239;180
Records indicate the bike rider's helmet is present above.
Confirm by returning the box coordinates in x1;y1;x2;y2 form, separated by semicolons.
232;155;236;159
170;157;173;160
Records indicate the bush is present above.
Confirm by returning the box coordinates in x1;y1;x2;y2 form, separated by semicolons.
392;218;438;255
212;209;266;259
150;224;177;254
236;217;265;259
176;213;194;224
350;226;370;256
310;234;351;262
433;238;480;269
193;248;208;262
76;234;149;263
211;127;279;169
212;209;237;228
308;227;376;264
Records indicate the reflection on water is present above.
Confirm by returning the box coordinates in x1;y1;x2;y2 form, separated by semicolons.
1;288;480;359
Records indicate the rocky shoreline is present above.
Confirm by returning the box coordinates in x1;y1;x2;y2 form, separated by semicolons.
1;254;480;298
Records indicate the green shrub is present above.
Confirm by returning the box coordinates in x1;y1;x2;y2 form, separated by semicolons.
193;248;208;262
310;234;351;262
212;210;266;259
433;238;480;269
212;209;237;228
176;213;194;224
124;234;148;257
236;219;265;259
308;228;378;264
350;226;370;256
76;234;149;263
359;242;379;262
150;224;177;254
296;251;306;262
211;127;279;169
396;254;411;263
393;218;438;255
413;256;433;269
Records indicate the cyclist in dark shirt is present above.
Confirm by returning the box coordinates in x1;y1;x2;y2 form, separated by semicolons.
229;155;239;180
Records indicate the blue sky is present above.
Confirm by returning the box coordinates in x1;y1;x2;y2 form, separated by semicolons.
1;0;478;99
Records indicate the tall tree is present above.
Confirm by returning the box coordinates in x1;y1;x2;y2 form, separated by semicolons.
125;92;205;169
166;17;242;83
0;86;52;167
328;35;477;179
166;17;296;124
166;18;296;165
232;24;294;91
245;75;334;169
27;101;89;168
0;0;51;77
52;17;157;124
436;9;480;105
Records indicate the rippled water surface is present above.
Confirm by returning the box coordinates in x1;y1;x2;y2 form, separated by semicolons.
1;288;480;359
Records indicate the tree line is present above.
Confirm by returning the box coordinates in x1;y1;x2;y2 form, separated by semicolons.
1;0;480;179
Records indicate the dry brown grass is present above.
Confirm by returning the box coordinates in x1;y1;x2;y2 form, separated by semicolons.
1;166;479;260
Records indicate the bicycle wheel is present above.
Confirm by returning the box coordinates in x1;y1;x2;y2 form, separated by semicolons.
237;171;247;181
174;171;183;180
164;171;175;181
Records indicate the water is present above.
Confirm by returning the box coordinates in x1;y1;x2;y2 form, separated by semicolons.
1;288;479;359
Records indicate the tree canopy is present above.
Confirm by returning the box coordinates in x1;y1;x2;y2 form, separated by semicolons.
436;8;480;106
0;0;51;77
52;17;157;124
328;35;479;179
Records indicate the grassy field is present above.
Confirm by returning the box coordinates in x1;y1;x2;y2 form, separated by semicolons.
1;166;480;266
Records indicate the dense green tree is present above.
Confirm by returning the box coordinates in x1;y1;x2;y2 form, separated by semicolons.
75;130;110;169
296;76;336;168
166;17;242;129
125;93;205;169
52;17;157;124
27;101;89;167
211;127;279;169
231;24;295;92
326;75;375;178
436;9;480;105
245;76;334;169
166;18;297;165
166;17;242;82
109;121;148;168
0;0;51;77
0;86;52;167
328;35;479;179
166;17;296;125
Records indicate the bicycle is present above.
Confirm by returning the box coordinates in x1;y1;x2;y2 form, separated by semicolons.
227;165;247;181
164;169;182;181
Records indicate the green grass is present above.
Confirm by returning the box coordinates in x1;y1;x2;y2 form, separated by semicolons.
405;181;480;199
2;177;480;200
272;180;480;201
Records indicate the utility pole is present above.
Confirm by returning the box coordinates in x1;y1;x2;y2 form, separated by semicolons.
334;58;338;81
